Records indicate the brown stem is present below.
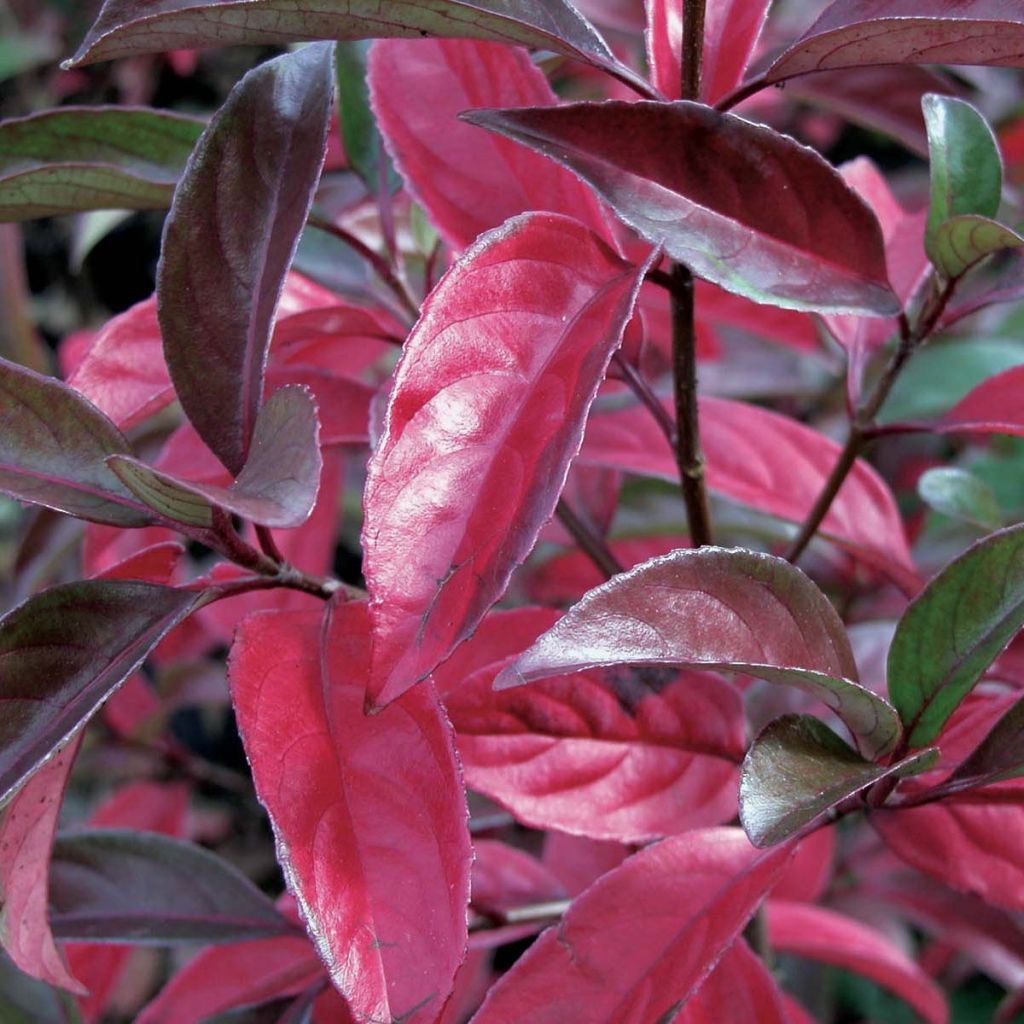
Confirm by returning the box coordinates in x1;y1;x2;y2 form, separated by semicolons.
680;0;707;102
255;524;285;564
556;499;624;579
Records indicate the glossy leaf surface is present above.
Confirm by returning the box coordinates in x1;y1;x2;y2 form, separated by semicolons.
0;580;199;803
767;901;949;1024
49;830;292;942
463;101;898;315
0;107;203;220
930;215;1024;279
229;604;470;1022
159;43;333;475
497;547;900;759
0;357;152;526
108;386;322;529
470;828;792;1024
739;715;935;847
369;38;610;250
436;608;744;842
889;524;1024;747
766;1;1024;85
362;212;648;708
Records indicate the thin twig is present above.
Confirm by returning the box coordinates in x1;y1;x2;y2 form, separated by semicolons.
556;499;624;580
612;352;676;448
255;524;285;564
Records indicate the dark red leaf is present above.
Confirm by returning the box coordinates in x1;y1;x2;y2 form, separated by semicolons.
362;212;650;708
676;940;790;1024
95;540;183;584
438;607;743;842
767;900;949;1024
0;580;200;804
229;604;471;1022
497;547;901;759
159;43;334;474
108;385;322;529
0;357;153;526
767;1;1024;87
462;101;898;315
49;830;293;943
0;739;85;994
469;828;793;1024
950;692;1024;788
369;38;611;250
579;395;916;584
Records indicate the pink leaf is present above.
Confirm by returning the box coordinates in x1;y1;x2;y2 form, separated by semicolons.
471;840;566;917
771;827;836;903
767;900;949;1024
370;38;611;250
938;365;1024;435
469;828;793;1024
362;212;650;708
542;832;629;897
0;738;85;994
95;541;183;584
228;603;471;1022
676;940;790;1024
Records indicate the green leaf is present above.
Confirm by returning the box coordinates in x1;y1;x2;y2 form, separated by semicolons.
740;714;937;847
0;357;153;527
930;214;1024;280
0;581;200;804
49;830;294;943
0;952;78;1024
335;40;392;191
949;693;1024;788
0;107;204;221
918;467;1003;531
923;94;1003;269
888;524;1024;747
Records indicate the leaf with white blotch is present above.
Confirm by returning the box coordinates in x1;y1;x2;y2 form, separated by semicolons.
49;830;294;943
0;580;200;804
765;1;1024;86
65;0;647;97
108;386;322;529
889;524;1024;747
923;94;1003;269
0;357;153;526
159;43;333;475
362;212;651;709
462;100;898;315
469;828;793;1024
918;467;1003;530
496;547;901;759
949;693;1024;789
0;106;203;221
740;714;936;848
930;215;1023;279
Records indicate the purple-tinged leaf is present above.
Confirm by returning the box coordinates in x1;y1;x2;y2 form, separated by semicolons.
0;357;152;526
495;547;902;760
49;830;293;943
469;828;793;1024
888;524;1024;747
0;580;200;804
739;714;936;847
108;385;322;529
930;215;1024;280
462;101;898;315
766;1;1024;87
159;43;333;475
949;693;1024;789
0;107;204;221
65;0;647;97
362;213;650;709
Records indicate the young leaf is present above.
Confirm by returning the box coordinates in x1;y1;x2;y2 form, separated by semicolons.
159;43;334;475
108;385;322;529
0;740;85;995
362;213;650;709
0;357;153;527
469;828;793;1024
923;94;1003;268
0;580;200;804
766;901;949;1024
739;715;936;847
949;694;1024;788
0;107;203;221
462;101;899;315
888;524;1024;747
766;1;1024;87
229;604;471;1022
369;38;611;250
49;830;293;943
65;0;644;96
930;215;1024;279
918;467;1003;530
495;547;902;760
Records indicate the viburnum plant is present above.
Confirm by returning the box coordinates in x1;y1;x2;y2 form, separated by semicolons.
7;0;1024;1020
